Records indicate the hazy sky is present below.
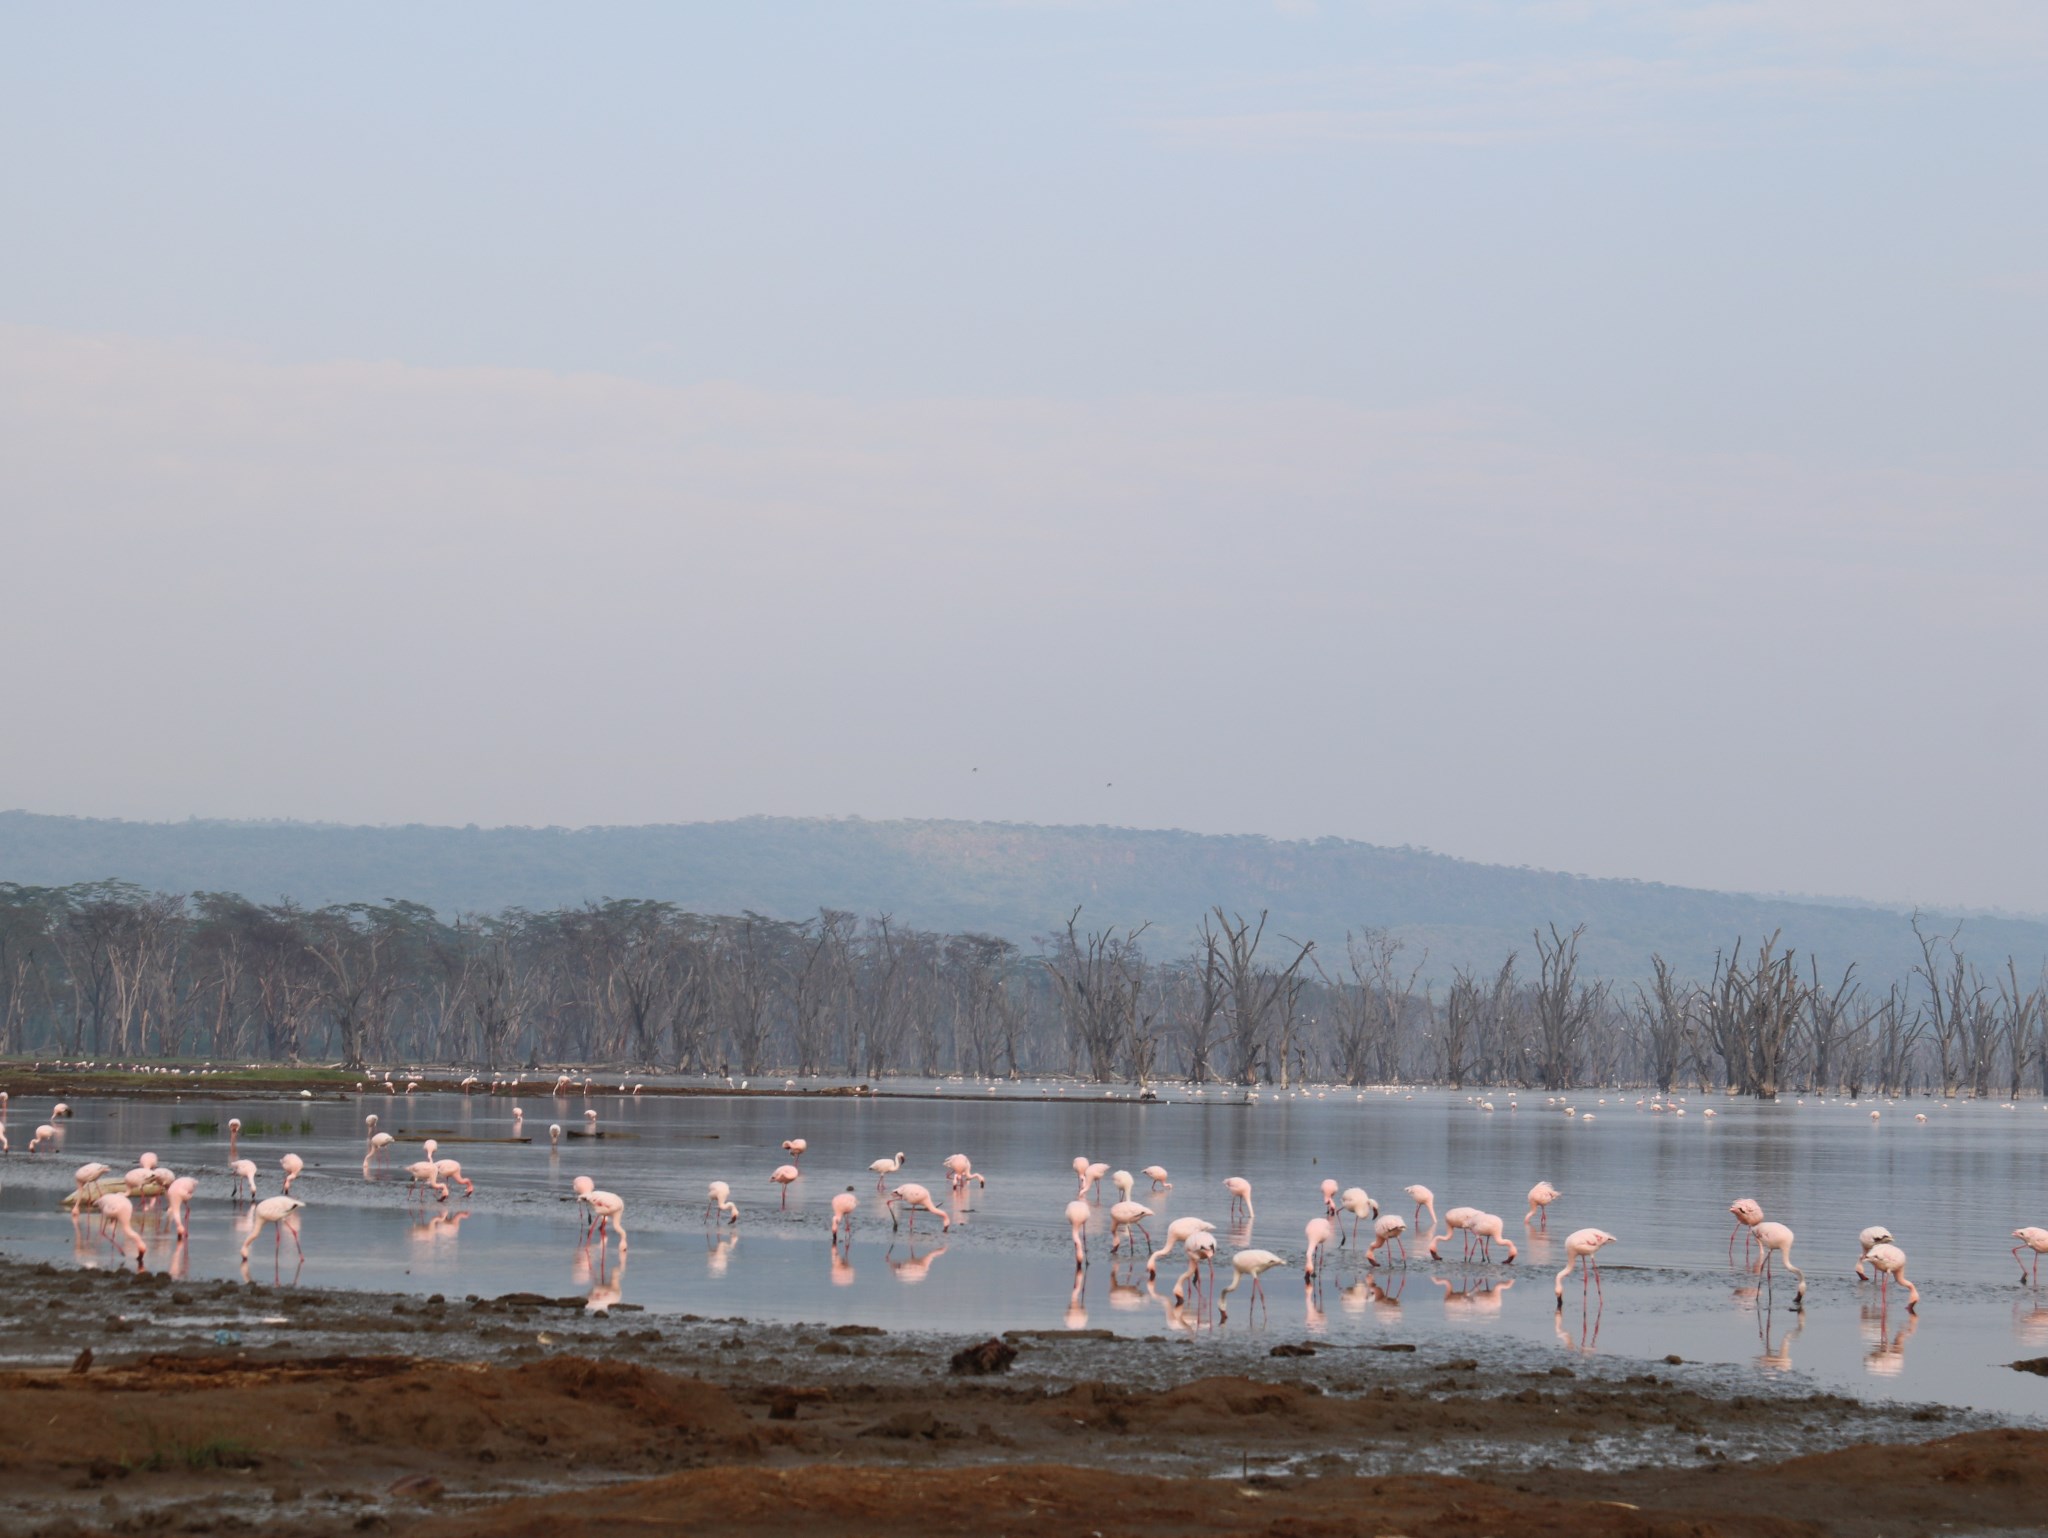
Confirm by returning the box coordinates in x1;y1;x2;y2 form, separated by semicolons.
3;3;2044;912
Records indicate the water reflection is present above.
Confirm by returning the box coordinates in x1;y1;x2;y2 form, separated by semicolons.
1861;1304;1917;1376
1554;1298;1603;1352
1435;1275;1513;1316
886;1240;946;1284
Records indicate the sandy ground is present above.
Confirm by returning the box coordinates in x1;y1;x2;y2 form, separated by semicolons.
0;1252;2040;1538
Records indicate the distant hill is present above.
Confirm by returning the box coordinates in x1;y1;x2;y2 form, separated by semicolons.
2;810;2042;985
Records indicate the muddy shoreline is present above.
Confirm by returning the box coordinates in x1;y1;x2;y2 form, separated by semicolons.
1;1250;2042;1537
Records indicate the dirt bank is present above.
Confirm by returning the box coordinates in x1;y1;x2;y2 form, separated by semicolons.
0;1251;2035;1537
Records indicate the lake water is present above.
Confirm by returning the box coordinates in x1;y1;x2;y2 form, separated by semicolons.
5;1081;2047;1417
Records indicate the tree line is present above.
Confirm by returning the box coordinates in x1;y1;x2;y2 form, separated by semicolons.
1;881;2042;1098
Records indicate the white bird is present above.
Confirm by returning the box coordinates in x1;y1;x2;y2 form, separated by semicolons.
1217;1249;1290;1321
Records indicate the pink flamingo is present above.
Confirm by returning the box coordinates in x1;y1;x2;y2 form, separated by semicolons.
1081;1161;1110;1200
869;1151;906;1192
830;1187;858;1244
1109;1200;1155;1253
231;1158;260;1203
1728;1198;1765;1264
363;1133;394;1174
226;1118;241;1157
1224;1176;1254;1223
1365;1214;1407;1267
708;1180;740;1224
943;1154;986;1192
241;1195;305;1263
1143;1165;1172;1190
1853;1225;1895;1281
165;1175;199;1241
433;1158;474;1196
887;1182;950;1234
73;1162;112;1197
1469;1211;1518;1264
1525;1182;1560;1229
1146;1216;1217;1279
96;1192;148;1268
1218;1249;1289;1323
1171;1230;1219;1306
1112;1169;1136;1202
1304;1216;1336;1281
585;1191;627;1256
1755;1221;1805;1307
28;1123;58;1152
1428;1207;1480;1261
571;1175;598;1237
771;1164;801;1208
2013;1227;2048;1285
782;1138;808;1162
1866;1241;1918;1313
280;1153;304;1194
404;1158;448;1202
1066;1198;1091;1268
1336;1188;1379;1246
1555;1227;1616;1308
1319;1178;1339;1218
1405;1184;1437;1229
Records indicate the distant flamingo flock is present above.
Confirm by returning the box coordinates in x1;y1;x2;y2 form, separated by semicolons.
20;1084;2047;1338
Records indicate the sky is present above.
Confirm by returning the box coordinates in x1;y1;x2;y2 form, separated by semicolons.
2;2;2044;913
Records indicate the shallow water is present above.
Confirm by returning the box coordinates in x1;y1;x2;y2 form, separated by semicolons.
4;1082;2047;1416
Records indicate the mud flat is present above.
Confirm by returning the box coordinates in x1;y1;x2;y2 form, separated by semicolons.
0;1252;2042;1536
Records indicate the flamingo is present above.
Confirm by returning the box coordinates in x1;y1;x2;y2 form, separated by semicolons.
434;1158;474;1196
2013;1227;2048;1285
943;1154;986;1191
363;1132;395;1174
1728;1198;1765;1264
1080;1161;1110;1200
1336;1188;1379;1245
73;1162;112;1198
1319;1178;1339;1218
95;1192;147;1268
1853;1225;1895;1281
870;1151;907;1191
782;1138;808;1161
830;1187;859;1245
585;1191;627;1254
1066;1199;1091;1268
1172;1230;1219;1306
549;1123;562;1147
1365;1214;1408;1266
1866;1241;1919;1312
771;1164;801;1207
1428;1206;1480;1261
231;1158;259;1203
1218;1249;1290;1322
28;1123;58;1152
280;1153;304;1194
1146;1215;1217;1279
1224;1176;1254;1223
1108;1200;1155;1253
227;1118;241;1156
1755;1221;1806;1307
1469;1211;1518;1264
1405;1184;1437;1229
241;1195;305;1262
707;1180;739;1224
571;1175;598;1238
1555;1227;1616;1307
165;1175;198;1240
887;1183;950;1234
1112;1169;1136;1202
1525;1181;1560;1228
1143;1165;1171;1190
1304;1216;1336;1281
404;1158;448;1202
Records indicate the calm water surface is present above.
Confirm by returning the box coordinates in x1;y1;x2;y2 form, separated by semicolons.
5;1083;2047;1417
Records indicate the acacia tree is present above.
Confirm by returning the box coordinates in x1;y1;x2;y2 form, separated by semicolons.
1206;908;1313;1086
1532;924;1602;1089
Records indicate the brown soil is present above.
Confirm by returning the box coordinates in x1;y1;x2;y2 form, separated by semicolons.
1;1344;2042;1538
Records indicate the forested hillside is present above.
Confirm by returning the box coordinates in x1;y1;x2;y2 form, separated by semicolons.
3;811;2042;984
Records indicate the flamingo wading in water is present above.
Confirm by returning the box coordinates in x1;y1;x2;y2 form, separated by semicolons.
1555;1228;1616;1308
1218;1250;1290;1322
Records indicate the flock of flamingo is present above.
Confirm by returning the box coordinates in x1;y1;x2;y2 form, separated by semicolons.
10;1083;2048;1338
